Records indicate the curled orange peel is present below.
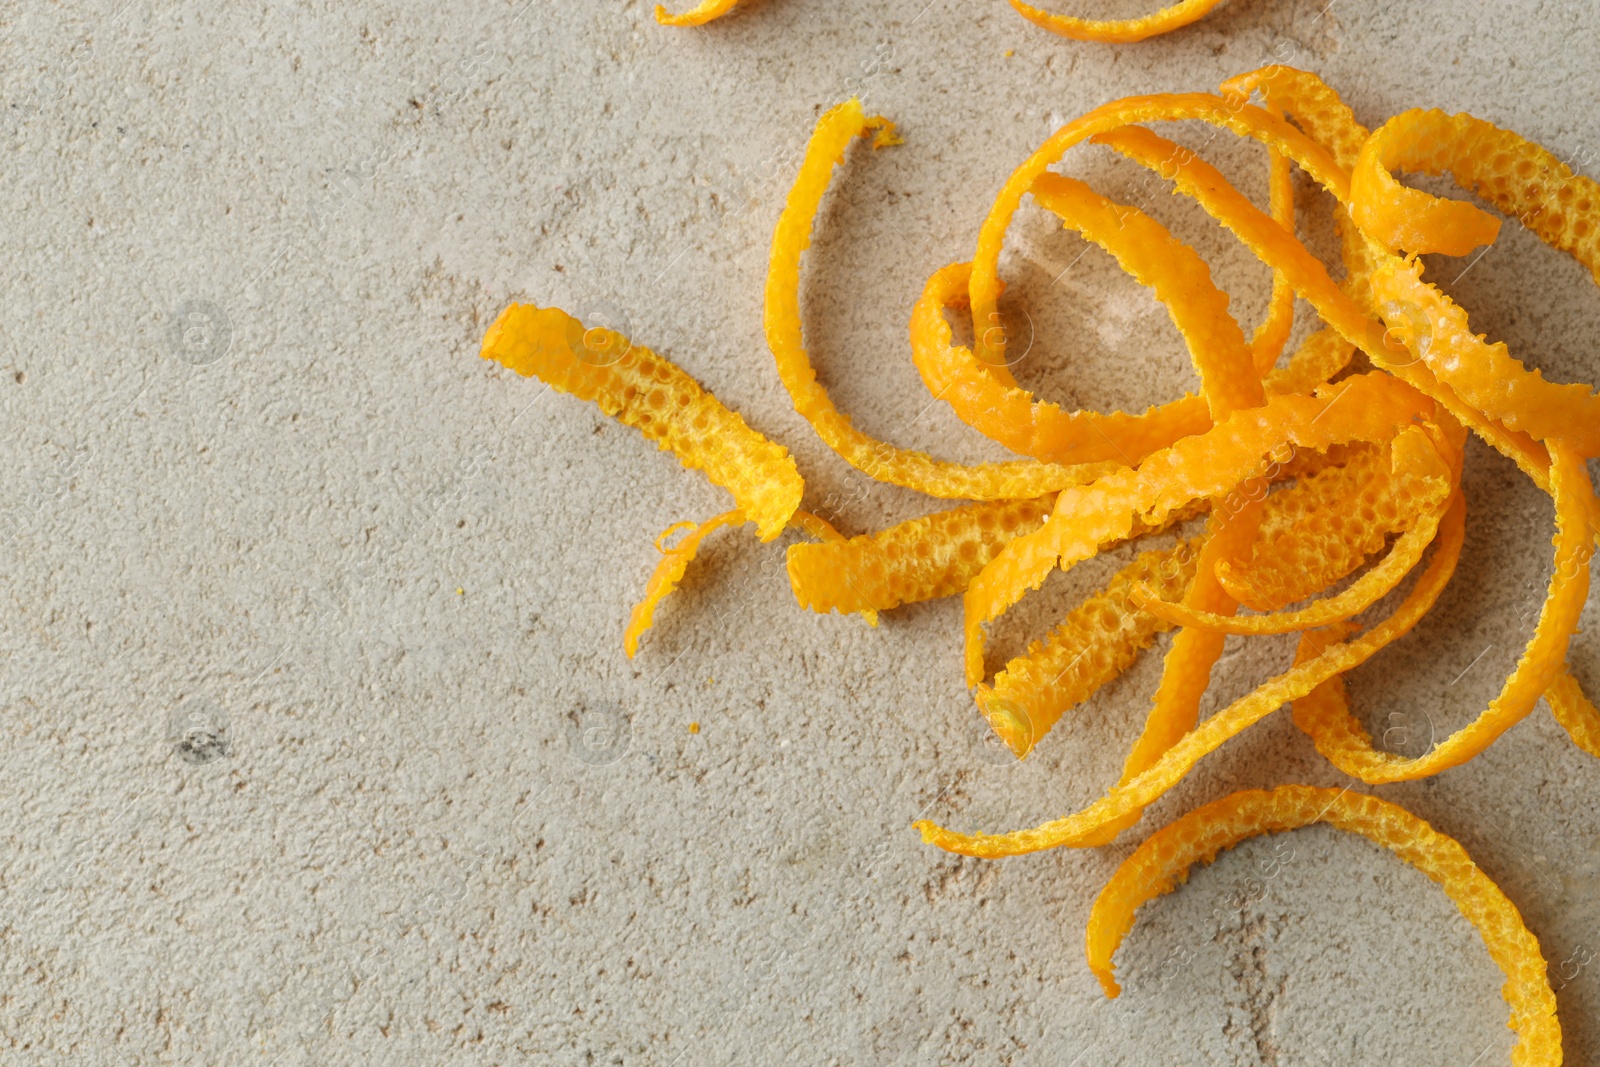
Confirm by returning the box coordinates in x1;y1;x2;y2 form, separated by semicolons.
481;303;803;541
1009;0;1227;43
654;0;741;27
766;98;1107;500
626;510;747;658
920;490;1466;857
628;507;877;657
1085;786;1562;1067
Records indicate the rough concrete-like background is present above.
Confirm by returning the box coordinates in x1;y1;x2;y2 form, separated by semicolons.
1;0;1598;1063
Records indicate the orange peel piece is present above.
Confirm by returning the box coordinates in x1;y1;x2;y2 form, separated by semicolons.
654;0;740;27
767;98;1107;499
1547;668;1600;759
786;495;1058;618
977;535;1204;759
1292;443;1596;781
1009;0;1226;43
920;492;1466;857
481;303;803;541
1084;786;1562;1067
908;261;1214;466
626;510;747;658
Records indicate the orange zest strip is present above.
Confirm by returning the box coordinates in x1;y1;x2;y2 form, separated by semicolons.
1030;173;1265;419
481;303;803;541
1009;0;1226;43
786;495;1057;617
908;260;1213;466
654;0;740;27
1250;104;1298;376
625;510;747;658
1547;668;1600;759
1084;786;1562;1067
766;98;1106;500
1292;443;1596;781
977;536;1203;759
920;492;1466;858
967;93;1351;369
961;372;1435;688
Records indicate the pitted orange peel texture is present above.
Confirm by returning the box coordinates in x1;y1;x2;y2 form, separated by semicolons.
483;65;1598;1057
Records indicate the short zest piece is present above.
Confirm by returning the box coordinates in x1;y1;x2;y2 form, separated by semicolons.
482;303;803;541
1085;786;1561;1067
654;0;740;27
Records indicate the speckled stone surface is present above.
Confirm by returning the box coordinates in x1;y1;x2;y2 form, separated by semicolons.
0;0;1597;1063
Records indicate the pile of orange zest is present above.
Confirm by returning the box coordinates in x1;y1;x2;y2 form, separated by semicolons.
480;303;803;541
1084;786;1561;1067
1131;428;1458;636
654;0;741;27
960;375;1438;689
1009;0;1227;42
765;98;1111;501
486;64;1599;1043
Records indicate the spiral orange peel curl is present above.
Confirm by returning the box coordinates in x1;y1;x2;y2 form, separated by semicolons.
1086;786;1561;1066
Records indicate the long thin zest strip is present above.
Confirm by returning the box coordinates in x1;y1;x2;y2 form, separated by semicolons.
909;261;1214;465
906;165;1265;465
920;492;1465;857
1251;103;1298;376
1547;668;1600;759
1028;174;1265;419
977;537;1203;758
766;98;1106;500
1292;443;1596;781
962;372;1434;688
1009;0;1226;42
654;0;739;27
1134;428;1455;635
482;303;803;540
1085;786;1562;1067
626;510;746;658
787;495;1057;617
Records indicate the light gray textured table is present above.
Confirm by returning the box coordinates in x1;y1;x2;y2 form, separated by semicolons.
2;0;1597;1063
